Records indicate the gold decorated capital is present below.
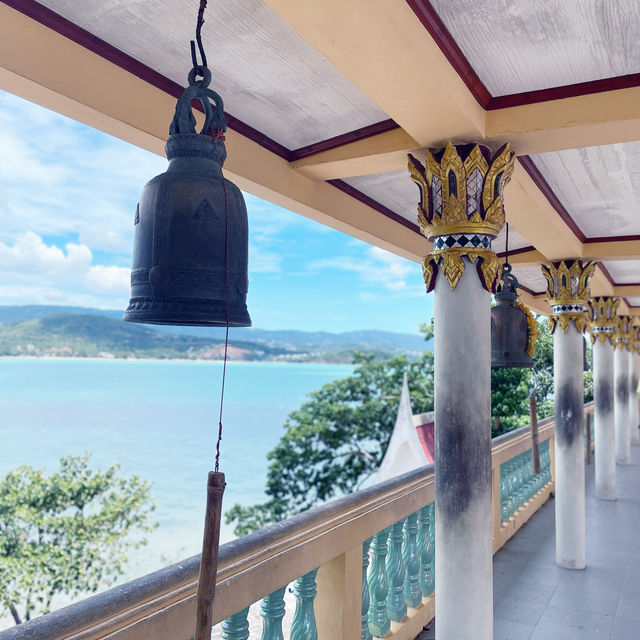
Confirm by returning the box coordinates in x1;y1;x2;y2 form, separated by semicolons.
408;142;515;292
587;297;620;345
542;260;595;333
615;315;633;351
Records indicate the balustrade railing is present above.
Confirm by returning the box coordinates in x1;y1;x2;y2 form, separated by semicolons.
1;404;593;640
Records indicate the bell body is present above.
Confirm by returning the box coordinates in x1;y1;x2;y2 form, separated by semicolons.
125;133;250;326
491;296;533;368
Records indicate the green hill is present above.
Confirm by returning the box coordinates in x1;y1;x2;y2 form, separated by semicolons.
0;306;431;363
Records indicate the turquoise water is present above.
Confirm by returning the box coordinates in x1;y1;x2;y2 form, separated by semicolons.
0;358;353;580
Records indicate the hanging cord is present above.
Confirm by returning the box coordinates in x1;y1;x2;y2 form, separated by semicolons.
504;222;510;267
189;0;229;472
214;127;230;473
190;0;208;71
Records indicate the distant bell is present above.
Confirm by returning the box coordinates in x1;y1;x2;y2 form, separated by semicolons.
124;67;250;327
491;264;533;368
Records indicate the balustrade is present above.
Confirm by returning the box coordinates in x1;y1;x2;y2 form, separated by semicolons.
6;406;593;640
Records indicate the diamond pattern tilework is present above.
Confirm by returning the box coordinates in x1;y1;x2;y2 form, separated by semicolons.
466;168;483;217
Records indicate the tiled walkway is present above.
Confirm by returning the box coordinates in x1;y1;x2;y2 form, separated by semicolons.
419;445;640;639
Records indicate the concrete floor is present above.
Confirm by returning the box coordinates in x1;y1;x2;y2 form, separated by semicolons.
418;444;640;639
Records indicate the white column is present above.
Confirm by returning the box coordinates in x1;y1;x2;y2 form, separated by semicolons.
593;338;615;500
434;260;492;640
615;346;630;464
554;323;586;569
630;352;639;446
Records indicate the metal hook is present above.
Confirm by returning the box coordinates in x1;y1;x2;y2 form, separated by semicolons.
190;0;208;75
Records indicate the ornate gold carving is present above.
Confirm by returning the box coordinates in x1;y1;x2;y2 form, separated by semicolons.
587;297;620;345
615;315;633;351
422;248;499;292
408;142;515;239
542;260;595;334
409;142;515;293
514;300;541;356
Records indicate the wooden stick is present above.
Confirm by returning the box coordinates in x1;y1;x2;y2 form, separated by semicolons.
195;471;226;640
530;394;540;475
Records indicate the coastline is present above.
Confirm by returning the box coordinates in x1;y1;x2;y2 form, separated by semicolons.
0;355;356;366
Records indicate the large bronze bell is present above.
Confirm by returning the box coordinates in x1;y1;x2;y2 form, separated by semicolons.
124;66;250;326
491;264;533;368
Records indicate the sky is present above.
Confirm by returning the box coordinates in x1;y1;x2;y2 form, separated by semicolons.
0;90;433;334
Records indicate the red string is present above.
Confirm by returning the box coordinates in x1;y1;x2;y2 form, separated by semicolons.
211;126;230;473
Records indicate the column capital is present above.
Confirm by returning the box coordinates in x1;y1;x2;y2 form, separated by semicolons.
587;296;620;345
631;327;640;354
615;315;634;351
408;142;515;292
542;260;595;333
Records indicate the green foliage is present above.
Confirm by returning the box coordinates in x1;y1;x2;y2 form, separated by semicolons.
226;348;434;536
532;318;555;419
491;367;532;436
0;454;156;625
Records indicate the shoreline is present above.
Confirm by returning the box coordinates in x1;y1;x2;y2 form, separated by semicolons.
0;355;356;366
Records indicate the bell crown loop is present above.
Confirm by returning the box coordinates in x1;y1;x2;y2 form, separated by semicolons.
169;67;227;139
495;262;519;302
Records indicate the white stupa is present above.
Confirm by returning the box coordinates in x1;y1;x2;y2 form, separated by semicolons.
374;373;431;484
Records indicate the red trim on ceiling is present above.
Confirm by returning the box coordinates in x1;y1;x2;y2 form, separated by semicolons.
585;234;640;244
405;0;491;108
496;246;536;259
517;157;586;243
3;0;425;236
290;119;401;161
327;179;422;236
1;0;292;160
489;73;640;110
405;0;640;111
598;261;616;286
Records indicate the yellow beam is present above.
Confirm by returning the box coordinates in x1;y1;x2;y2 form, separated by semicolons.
293;85;640;181
261;0;486;146
0;3;427;265
486;87;640;156
504;163;583;261
291;127;420;180
582;240;640;261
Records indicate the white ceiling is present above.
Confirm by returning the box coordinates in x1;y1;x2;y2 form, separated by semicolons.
602;260;640;284
512;266;547;294
344;170;421;224
430;0;640;96
40;0;389;149
626;297;640;307
531;143;640;239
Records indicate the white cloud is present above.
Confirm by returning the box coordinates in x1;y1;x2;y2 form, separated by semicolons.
0;232;130;308
308;245;417;292
84;265;130;295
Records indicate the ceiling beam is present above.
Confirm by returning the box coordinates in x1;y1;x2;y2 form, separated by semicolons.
261;0;486;147
291;83;640;181
290;127;419;180
0;2;427;265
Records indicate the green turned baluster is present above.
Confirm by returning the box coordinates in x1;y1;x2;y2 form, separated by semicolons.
260;585;287;640
417;503;435;597
221;607;250;640
362;537;373;640
367;527;390;637
402;512;421;608
291;569;318;640
386;518;406;622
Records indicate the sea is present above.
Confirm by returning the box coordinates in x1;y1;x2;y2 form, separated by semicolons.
0;358;354;585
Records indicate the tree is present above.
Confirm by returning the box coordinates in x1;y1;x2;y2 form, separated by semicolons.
0;454;156;625
226;346;434;536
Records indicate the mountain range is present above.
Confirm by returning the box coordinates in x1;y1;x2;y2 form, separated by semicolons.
0;306;430;363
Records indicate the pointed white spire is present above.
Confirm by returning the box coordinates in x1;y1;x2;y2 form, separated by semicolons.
374;372;429;484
